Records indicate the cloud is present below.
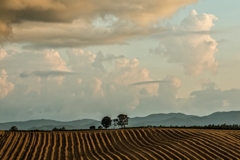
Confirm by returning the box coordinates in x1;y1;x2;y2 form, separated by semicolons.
0;48;159;121
19;70;75;78
0;0;197;47
151;10;218;76
130;80;171;86
0;48;8;60
0;70;14;98
0;47;239;121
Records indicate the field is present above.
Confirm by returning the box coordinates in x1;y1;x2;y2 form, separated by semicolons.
0;128;240;160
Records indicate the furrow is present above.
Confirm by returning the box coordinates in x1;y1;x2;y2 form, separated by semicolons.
84;132;99;160
206;131;240;153
171;130;214;159
165;129;208;159
134;129;171;159
15;133;29;160
190;137;226;159
31;132;43;160
60;132;66;160
64;133;69;160
109;131;137;159
143;129;183;160
37;132;47;160
57;132;63;160
182;131;222;159
43;132;51;160
93;132;113;160
51;132;57;160
128;129;162;159
0;132;9;149
1;132;21;160
0;132;14;158
89;132;107;159
20;132;33;160
197;135;240;159
25;132;37;160
69;133;77;160
159;129;208;159
74;132;84;160
119;130;150;159
8;132;26;160
112;130;140;159
79;133;91;160
103;132;130;160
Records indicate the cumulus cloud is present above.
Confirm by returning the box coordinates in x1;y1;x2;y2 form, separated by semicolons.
151;10;218;76
0;47;239;121
0;0;197;47
0;70;14;98
135;75;182;115
0;48;159;121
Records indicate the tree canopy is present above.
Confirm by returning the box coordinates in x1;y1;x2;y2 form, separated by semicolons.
101;116;112;129
117;114;129;128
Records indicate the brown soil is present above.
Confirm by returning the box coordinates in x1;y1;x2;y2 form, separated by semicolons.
0;128;240;160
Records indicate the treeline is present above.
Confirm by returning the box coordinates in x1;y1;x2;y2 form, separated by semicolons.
90;114;129;130
137;124;240;130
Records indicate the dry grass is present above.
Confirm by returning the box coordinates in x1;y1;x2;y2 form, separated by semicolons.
0;128;240;160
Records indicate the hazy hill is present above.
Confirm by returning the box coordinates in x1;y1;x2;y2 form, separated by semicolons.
1;111;240;130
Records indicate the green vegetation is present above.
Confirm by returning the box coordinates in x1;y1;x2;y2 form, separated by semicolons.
9;126;18;131
101;116;112;129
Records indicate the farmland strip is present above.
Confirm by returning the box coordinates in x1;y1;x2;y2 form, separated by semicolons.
69;133;77;160
43;132;51;160
74;132;84;160
62;132;69;160
119;130;150;159
103;132;130;160
113;130;140;159
50;132;57;160
109;131;137;159
83;132;99;160
15;133;29;160
129;129;164;159
37;132;47;160
31;132;43;160
134;129;171;159
143;129;183;159
1;132;21;160
25;132;37;160
0;132;14;158
93;132;113;160
197;135;240;159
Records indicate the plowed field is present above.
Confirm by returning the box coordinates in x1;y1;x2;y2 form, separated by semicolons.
0;128;240;160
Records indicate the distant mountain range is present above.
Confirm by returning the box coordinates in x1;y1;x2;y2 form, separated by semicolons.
1;111;240;130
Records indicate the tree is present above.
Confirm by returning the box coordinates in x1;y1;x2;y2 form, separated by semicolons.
117;114;129;128
61;127;66;130
90;126;96;130
101;116;112;129
98;126;103;129
113;119;118;129
52;127;58;131
9;126;18;131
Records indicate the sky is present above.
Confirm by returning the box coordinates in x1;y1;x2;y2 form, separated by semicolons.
0;0;240;122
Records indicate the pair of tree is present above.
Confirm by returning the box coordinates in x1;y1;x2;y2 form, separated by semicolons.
101;114;129;129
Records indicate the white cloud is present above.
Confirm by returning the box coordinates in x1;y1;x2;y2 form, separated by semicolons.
151;10;218;76
0;47;238;122
0;48;7;60
0;69;14;98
